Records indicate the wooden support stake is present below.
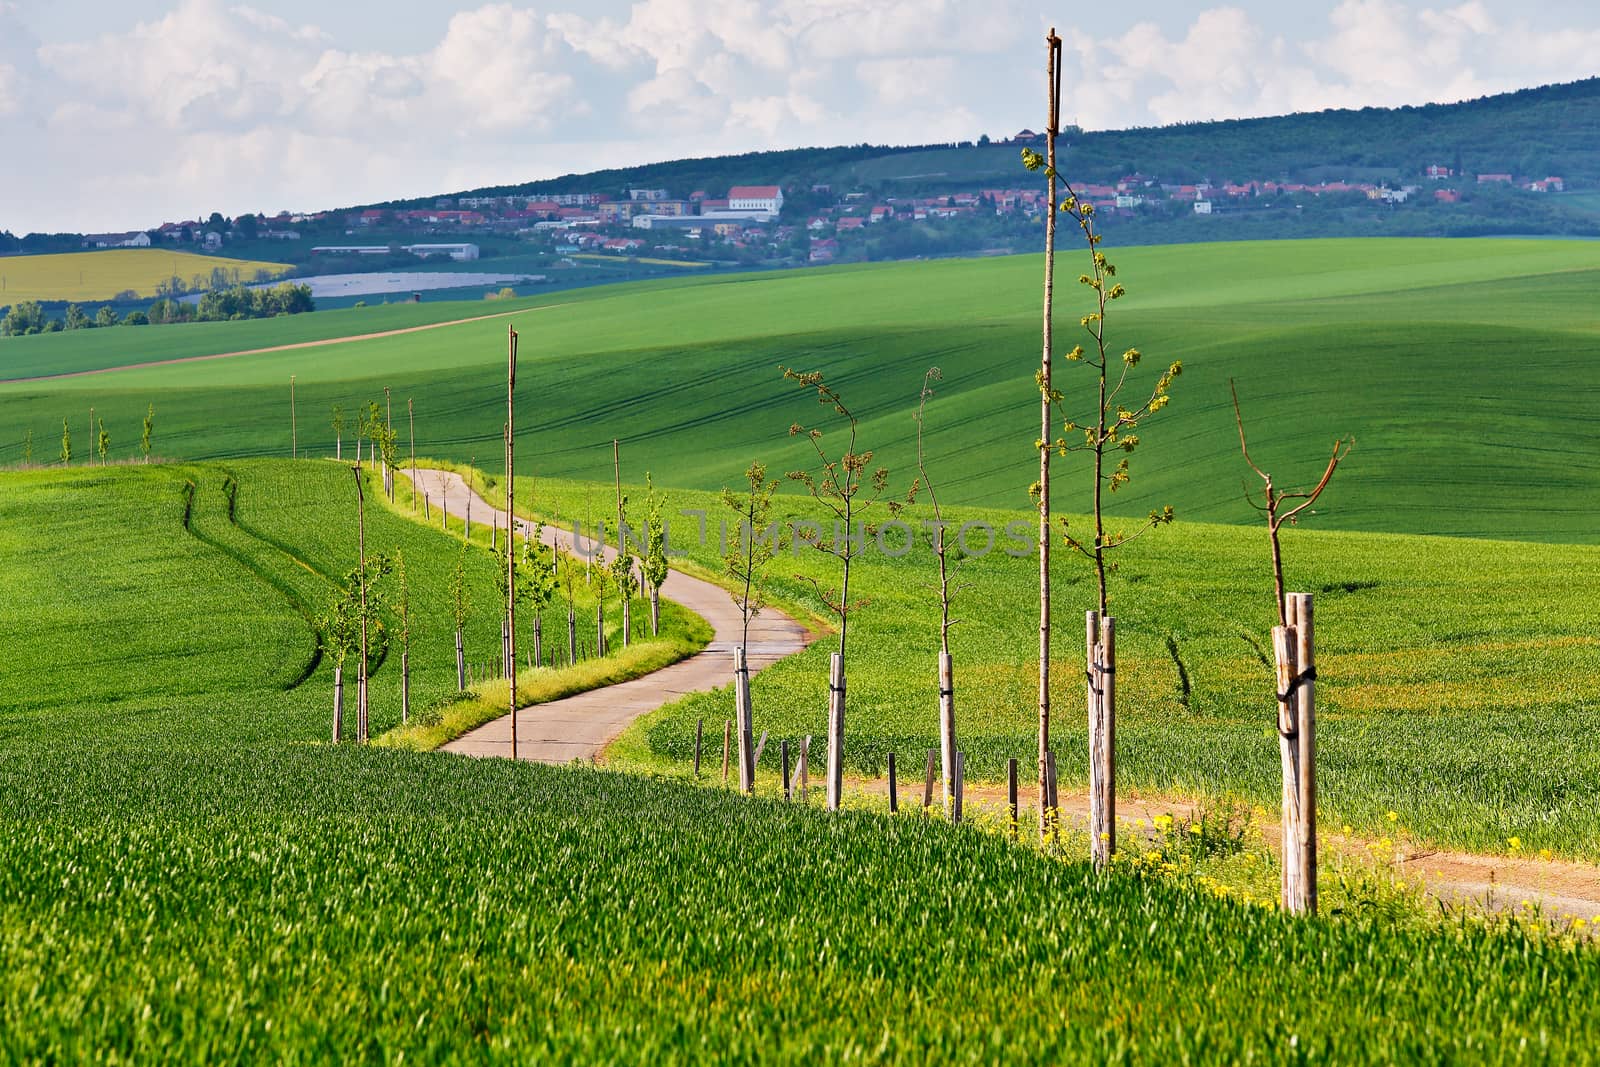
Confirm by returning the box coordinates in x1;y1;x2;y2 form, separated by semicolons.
693;718;704;777
1089;612;1117;869
938;651;956;815
887;751;898;813
753;731;768;767
825;652;845;812
1276;592;1318;915
782;740;792;800
332;664;343;742
1045;749;1059;844
454;627;467;694
1007;757;1019;839
953;751;965;824
922;747;936;812
800;735;811;803
721;718;732;785
735;646;755;794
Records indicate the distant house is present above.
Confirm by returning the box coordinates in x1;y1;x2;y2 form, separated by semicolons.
809;238;839;263
1193;200;1213;215
628;188;670;202
726;185;784;217
1425;164;1453;179
1528;176;1565;192
1434;189;1462;203
1477;173;1514;184
837;216;866;230
1009;129;1044;144
83;231;152;249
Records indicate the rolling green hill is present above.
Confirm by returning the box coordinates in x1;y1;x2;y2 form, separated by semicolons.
4;237;1597;544
2;459;1598;1059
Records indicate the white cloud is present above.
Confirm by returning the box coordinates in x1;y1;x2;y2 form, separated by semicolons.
3;0;1599;233
1066;0;1600;128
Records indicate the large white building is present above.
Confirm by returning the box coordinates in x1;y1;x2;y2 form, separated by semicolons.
726;185;784;217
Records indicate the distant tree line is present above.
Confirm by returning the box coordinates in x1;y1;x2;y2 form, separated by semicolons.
2;282;315;336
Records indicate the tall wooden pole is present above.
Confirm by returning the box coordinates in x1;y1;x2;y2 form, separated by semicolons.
290;375;297;459
407;398;416;512
353;465;369;743
1038;28;1062;841
507;327;519;760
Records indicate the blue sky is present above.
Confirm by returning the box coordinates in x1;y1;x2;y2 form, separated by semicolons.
2;0;1597;233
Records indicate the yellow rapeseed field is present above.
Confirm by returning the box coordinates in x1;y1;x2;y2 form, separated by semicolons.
0;249;292;303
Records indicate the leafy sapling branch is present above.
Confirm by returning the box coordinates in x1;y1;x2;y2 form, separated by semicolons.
782;366;899;660
1022;146;1182;616
720;461;780;651
1230;379;1355;626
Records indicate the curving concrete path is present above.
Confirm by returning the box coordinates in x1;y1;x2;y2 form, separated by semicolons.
414;469;812;764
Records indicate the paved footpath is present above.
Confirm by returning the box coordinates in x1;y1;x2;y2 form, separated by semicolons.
414;469;812;764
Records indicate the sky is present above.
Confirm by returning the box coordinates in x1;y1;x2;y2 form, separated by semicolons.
2;0;1598;233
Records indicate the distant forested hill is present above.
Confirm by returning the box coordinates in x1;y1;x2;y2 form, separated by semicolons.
395;77;1600;207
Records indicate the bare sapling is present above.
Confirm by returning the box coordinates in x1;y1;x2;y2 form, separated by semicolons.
642;474;669;635
556;542;578;665
316;582;359;742
393;549;412;725
589;533;615;657
407;397;416;512
22;428;33;467
141;404;154;464
290;375;297;459
909;367;968;815
783;367;900;810
331;404;345;461
60;418;70;466
521;525;556;668
1023;69;1182;870
96;418;108;466
1232;380;1352;915
721;461;779;794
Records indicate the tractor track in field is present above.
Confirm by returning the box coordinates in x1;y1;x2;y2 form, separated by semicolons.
7;305;562;383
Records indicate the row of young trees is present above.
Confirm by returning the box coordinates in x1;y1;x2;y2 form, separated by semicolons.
711;33;1349;917
18;405;156;467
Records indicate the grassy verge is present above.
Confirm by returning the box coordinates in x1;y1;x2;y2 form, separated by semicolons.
374;599;711;751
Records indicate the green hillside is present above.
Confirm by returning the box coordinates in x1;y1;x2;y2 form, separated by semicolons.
4;237;1597;543
2;459;1598;1059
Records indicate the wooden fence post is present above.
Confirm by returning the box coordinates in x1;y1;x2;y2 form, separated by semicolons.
693;718;704;777
1089;612;1117;869
1007;757;1019;839
567;610;576;667
782;740;792;800
922;748;936;812
825;652;845;811
1276;592;1318;914
887;751;898;813
938;651;956;815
